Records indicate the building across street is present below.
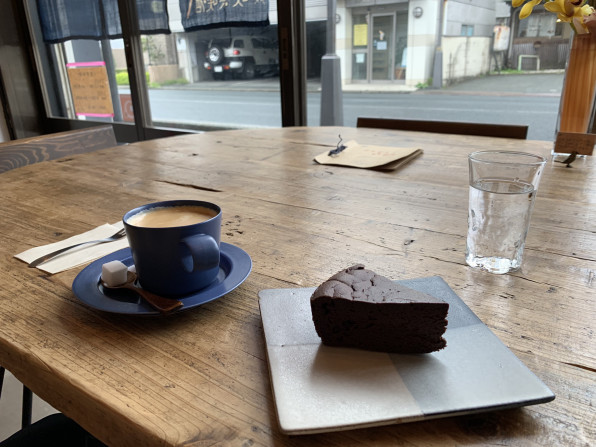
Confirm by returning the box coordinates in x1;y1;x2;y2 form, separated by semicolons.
124;0;570;89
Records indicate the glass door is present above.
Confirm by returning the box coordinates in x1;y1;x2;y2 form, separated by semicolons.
351;14;368;81
371;15;394;81
394;12;408;81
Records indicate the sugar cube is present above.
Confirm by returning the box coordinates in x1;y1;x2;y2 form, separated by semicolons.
101;260;128;286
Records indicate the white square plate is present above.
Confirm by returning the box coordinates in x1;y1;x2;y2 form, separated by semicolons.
258;276;555;435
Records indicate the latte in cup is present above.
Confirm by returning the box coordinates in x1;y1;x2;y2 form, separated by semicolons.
127;205;218;228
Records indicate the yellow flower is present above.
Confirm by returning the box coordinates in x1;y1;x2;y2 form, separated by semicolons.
583;9;596;32
518;0;544;19
544;0;582;21
514;0;595;33
573;6;596;32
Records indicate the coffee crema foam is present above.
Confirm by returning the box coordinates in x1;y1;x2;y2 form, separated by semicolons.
127;205;218;228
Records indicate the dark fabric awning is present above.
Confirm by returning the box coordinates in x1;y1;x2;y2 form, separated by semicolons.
37;0;170;44
179;0;269;31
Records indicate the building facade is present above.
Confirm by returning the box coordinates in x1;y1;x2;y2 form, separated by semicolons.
166;0;500;87
335;0;498;86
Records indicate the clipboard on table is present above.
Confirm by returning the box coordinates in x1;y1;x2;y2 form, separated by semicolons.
314;140;422;171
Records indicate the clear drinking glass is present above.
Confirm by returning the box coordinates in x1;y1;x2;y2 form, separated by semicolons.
466;151;547;274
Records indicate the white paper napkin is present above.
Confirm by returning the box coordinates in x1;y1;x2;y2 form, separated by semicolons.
15;222;129;274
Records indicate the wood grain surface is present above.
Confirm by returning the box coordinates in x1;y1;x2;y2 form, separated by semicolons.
558;33;596;134
0;125;117;173
0;127;594;447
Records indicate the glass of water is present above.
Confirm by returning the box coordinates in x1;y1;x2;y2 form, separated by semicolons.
466;151;547;274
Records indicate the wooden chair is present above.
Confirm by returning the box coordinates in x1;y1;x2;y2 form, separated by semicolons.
356;117;529;139
0;125;117;174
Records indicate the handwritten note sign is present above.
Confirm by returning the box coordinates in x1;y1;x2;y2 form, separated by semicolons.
66;62;114;117
493;26;511;52
554;132;595;156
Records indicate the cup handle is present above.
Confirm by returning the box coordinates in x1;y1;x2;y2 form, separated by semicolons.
181;234;220;272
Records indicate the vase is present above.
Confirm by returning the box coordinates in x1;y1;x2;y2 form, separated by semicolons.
553;32;596;160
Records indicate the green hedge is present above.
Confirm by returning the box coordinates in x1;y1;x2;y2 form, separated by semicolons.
115;71;151;86
115;71;129;85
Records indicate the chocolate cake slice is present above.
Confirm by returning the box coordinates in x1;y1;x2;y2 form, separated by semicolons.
310;265;449;353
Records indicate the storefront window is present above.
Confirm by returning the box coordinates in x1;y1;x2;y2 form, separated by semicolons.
25;0;283;140
394;12;407;80
9;0;579;142
352;14;367;81
352;53;367;80
139;25;281;130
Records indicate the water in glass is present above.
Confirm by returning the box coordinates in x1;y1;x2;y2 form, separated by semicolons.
466;178;536;274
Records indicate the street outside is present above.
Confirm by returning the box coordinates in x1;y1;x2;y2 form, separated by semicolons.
144;72;565;142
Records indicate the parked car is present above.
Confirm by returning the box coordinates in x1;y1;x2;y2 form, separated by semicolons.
204;36;279;80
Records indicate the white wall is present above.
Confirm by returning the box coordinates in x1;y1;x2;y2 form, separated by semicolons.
442;36;492;84
445;0;496;36
407;0;439;86
496;0;512;19
337;1;350;84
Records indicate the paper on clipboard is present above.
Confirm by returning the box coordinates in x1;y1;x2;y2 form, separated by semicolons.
314;140;422;170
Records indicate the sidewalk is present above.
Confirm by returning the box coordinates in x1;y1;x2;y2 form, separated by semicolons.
170;71;565;96
433;70;565;96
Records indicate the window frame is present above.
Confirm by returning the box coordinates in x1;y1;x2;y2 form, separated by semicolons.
21;0;307;143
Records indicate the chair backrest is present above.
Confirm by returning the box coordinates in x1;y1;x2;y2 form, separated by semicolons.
356;117;528;139
0;125;117;174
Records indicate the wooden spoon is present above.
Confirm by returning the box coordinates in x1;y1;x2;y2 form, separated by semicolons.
102;271;183;314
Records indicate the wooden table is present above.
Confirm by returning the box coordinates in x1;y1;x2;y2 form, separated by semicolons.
0;127;594;446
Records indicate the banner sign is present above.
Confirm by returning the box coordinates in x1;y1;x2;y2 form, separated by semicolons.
180;0;269;31
37;0;170;43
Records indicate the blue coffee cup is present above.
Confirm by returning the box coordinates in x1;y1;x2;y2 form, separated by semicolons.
123;200;221;296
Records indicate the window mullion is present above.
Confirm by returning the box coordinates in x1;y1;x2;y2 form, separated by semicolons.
117;0;150;140
276;0;307;127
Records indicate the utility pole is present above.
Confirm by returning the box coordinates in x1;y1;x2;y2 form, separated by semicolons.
320;0;343;125
431;0;446;89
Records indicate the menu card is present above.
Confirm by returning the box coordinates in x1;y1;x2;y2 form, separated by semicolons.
554;132;595;156
314;140;422;170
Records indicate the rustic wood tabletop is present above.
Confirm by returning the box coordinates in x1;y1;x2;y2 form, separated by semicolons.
0;127;594;446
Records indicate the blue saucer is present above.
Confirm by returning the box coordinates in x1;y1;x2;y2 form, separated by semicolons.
72;242;252;315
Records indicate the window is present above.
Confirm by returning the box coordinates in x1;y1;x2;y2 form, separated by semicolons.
351;14;368;81
6;0;587;143
23;0;290;142
461;25;474;36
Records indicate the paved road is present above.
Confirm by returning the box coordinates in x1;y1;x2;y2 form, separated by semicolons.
147;73;565;141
